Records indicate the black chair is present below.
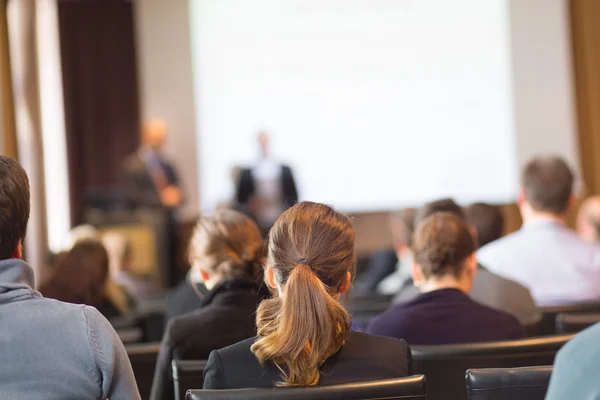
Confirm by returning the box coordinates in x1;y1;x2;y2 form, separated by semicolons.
555;312;600;334
126;342;161;400
538;302;600;335
186;375;426;400
466;366;553;400
172;359;209;400
411;334;573;400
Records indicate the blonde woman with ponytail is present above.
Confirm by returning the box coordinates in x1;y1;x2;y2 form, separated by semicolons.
203;202;412;389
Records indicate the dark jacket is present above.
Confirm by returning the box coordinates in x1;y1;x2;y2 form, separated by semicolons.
367;288;524;345
165;278;209;324
203;331;413;389
235;165;298;208
121;152;179;209
150;279;262;400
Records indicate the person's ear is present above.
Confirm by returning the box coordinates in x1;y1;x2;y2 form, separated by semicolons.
11;241;23;259
411;260;424;288
516;188;527;207
338;271;352;295
465;253;478;280
266;267;279;289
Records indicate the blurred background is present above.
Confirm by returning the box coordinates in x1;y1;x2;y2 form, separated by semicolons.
1;0;600;306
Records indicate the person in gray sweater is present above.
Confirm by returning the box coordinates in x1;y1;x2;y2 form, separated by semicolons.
0;155;140;400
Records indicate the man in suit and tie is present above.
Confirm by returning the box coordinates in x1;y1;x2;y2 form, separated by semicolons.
122;119;183;287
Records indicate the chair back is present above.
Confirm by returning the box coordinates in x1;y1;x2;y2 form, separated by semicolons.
125;342;161;400
538;302;600;335
466;366;553;400
555;312;600;334
412;334;573;400
186;375;426;400
172;359;209;400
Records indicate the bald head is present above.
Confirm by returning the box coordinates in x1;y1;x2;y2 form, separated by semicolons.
142;119;168;151
577;196;600;243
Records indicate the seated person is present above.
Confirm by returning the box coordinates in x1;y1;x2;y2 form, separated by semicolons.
545;322;600;399
576;195;600;244
203;202;412;389
367;212;524;345
40;239;124;319
150;209;266;400
0;156;139;399
477;156;600;305
394;200;540;326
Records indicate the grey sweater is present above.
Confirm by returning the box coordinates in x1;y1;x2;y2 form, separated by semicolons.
0;258;140;400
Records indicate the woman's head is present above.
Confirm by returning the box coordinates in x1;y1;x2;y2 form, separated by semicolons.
189;208;264;289
251;201;356;387
411;212;477;292
40;239;110;308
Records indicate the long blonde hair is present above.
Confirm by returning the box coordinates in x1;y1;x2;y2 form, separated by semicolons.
251;202;356;386
189;209;264;284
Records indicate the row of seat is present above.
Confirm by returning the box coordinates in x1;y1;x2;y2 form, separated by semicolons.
125;333;572;400
185;365;553;400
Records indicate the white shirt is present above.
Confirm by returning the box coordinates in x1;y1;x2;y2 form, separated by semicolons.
477;218;600;306
252;158;283;227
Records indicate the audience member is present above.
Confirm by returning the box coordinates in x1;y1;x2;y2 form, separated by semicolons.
545;322;600;399
367;212;524;345
151;209;267;400
40;239;124;319
0;156;139;399
477;156;600;305
372;208;416;295
577;196;600;243
203;202;412;389
464;202;505;247
393;200;540;325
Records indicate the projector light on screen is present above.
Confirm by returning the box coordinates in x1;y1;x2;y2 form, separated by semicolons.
190;0;578;212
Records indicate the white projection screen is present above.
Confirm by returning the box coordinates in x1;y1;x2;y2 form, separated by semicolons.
190;0;578;213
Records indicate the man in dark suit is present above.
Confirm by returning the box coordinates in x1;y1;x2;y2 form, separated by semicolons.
235;132;298;233
122;119;183;287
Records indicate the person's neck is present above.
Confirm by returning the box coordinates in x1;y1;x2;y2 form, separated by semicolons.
419;276;471;295
522;210;565;225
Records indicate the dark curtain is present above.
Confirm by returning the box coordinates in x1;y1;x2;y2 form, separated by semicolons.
58;0;140;225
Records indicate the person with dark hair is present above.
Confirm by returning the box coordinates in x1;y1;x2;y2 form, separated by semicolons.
0;156;139;399
151;209;268;399
464;202;505;247
478;156;600;305
40;239;122;319
393;199;539;326
367;213;524;345
203;202;412;389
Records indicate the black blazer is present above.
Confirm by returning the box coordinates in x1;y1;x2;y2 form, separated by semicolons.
367;288;524;345
235;165;298;208
203;331;413;389
121;152;180;209
165;278;209;324
150;279;263;400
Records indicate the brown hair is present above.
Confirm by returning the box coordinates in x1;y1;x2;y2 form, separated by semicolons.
39;239;109;308
412;212;475;279
414;198;464;227
251;202;356;387
522;156;574;214
465;202;504;247
189;208;264;284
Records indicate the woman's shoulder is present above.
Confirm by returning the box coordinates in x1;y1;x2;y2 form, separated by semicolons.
215;336;260;360
345;330;410;354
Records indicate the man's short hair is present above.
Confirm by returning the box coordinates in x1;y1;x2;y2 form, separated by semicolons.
414;198;464;227
465;203;504;247
521;156;574;214
0;156;30;260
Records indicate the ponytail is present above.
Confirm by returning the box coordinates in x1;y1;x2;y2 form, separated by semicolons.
251;263;351;387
